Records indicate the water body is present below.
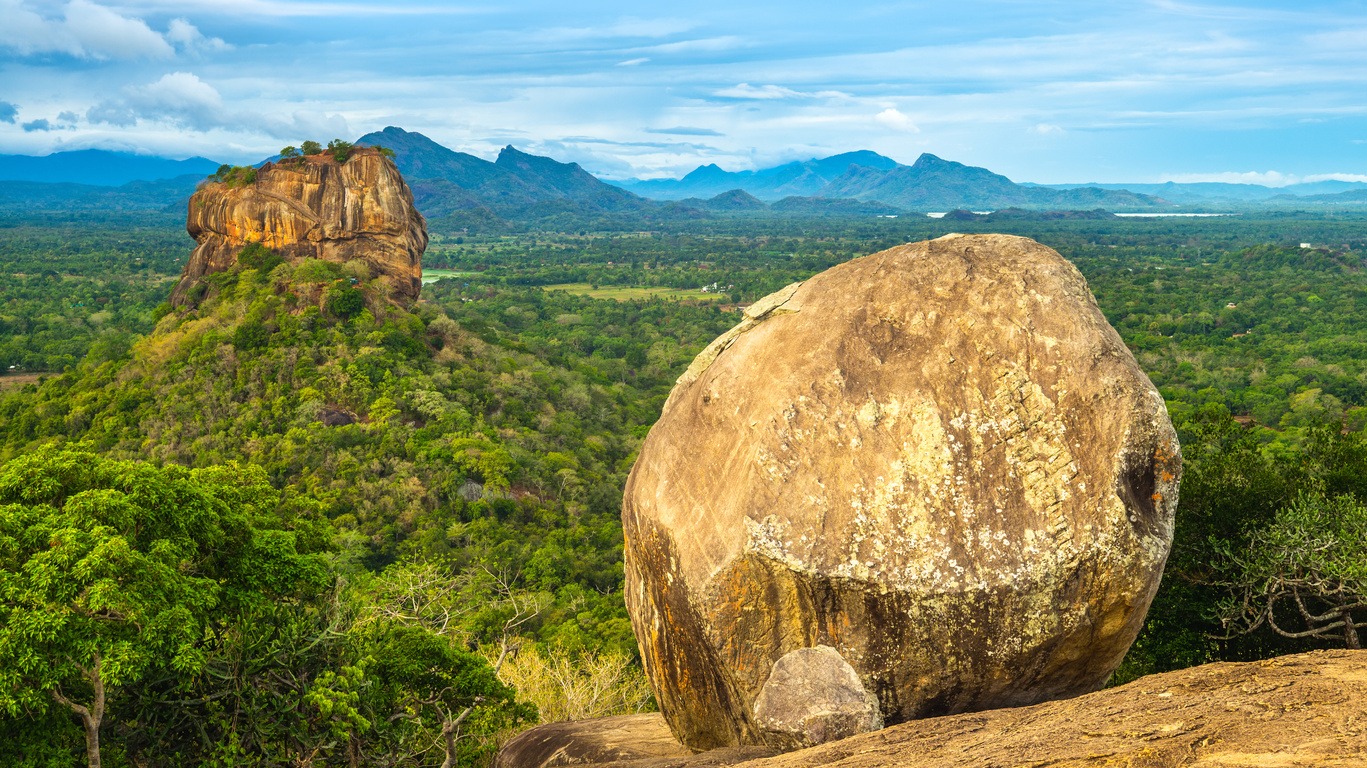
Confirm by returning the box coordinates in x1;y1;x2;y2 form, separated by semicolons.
1113;213;1239;218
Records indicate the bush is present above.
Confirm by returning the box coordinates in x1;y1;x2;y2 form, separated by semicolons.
233;318;270;350
238;242;284;273
327;139;354;163
325;283;366;319
293;259;344;284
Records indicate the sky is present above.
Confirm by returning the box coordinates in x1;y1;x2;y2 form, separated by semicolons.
1;0;1366;184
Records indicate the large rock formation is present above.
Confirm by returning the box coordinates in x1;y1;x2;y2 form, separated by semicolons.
173;147;426;306
498;650;1367;768
622;234;1180;751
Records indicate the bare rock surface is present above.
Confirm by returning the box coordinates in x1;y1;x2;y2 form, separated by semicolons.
493;713;773;768
622;234;1181;751
174;147;426;306
728;649;1367;768
499;651;1367;768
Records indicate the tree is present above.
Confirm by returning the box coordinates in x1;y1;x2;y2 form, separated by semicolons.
0;447;327;768
1216;491;1367;649
300;140;322;155
327;138;354;163
325;282;367;319
279;145;300;160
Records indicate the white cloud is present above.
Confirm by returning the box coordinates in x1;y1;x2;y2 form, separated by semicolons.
63;0;173;58
634;36;746;55
616;58;650;67
0;0;175;59
1031;122;1065;135
86;72;348;140
1304;173;1367;184
874;108;919;133
0;1;226;60
166;18;231;54
1162;171;1296;186
714;83;848;100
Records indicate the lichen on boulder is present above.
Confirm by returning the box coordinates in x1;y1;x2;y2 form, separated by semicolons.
174;147;426;307
622;233;1181;751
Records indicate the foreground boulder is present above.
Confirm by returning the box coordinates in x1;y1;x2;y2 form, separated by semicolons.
622;234;1181;750
498;650;1367;767
173;146;426;306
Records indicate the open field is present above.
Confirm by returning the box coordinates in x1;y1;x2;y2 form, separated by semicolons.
540;282;728;301
0;373;50;390
420;269;476;284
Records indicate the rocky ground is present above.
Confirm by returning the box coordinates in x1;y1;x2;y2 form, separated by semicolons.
498;649;1367;767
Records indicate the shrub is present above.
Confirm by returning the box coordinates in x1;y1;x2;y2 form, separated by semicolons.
325;283;366;319
327;139;354;163
293;259;344;284
232;318;270;350
238;242;284;273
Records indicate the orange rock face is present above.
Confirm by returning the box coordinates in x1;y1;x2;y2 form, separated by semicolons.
174;148;427;306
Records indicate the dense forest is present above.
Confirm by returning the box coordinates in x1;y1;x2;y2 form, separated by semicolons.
2;212;1366;764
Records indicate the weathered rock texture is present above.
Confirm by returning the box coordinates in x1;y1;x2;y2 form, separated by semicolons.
493;714;774;768
498;650;1367;768
174;148;426;306
622;234;1181;751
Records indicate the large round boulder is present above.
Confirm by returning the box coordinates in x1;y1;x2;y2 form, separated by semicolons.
622;234;1180;752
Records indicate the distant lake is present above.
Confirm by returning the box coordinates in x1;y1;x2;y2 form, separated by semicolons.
1113;213;1239;218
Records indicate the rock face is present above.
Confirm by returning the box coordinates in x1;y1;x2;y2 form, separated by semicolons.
494;714;774;768
622;234;1181;751
497;650;1367;768
173;147;426;306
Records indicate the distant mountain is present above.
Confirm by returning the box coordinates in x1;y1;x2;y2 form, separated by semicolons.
0;149;220;186
355;127;647;222
614;150;901;201
0;174;201;212
770;196;903;216
1271;188;1367;204
1040;179;1367;205
674;189;769;213
818;154;1168;211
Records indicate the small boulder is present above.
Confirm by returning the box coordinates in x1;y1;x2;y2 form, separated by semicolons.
751;646;882;750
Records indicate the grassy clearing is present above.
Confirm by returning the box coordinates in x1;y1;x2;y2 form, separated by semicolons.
0;373;51;390
421;269;477;284
540;283;727;302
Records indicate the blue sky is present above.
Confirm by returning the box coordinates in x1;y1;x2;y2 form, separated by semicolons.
1;0;1365;184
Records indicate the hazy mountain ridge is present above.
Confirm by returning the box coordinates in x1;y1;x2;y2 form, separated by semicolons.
615;150;900;200
627;153;1169;211
5;130;1367;219
0;149;220;186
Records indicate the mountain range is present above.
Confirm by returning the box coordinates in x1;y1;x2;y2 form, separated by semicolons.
5;129;1367;224
613;152;1164;211
0;149;219;186
616;150;901;200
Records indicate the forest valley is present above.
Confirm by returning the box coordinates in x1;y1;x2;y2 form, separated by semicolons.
2;211;1367;766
